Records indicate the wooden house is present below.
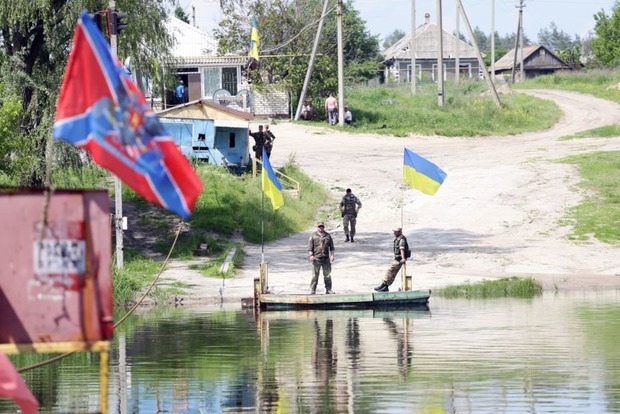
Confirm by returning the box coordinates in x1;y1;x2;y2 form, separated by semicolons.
492;44;571;81
158;99;254;174
383;13;483;83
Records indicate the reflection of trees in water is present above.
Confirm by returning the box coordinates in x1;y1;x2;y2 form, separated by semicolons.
383;318;413;378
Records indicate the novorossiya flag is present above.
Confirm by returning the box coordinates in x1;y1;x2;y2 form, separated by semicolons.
261;147;284;210
53;12;203;219
403;148;447;195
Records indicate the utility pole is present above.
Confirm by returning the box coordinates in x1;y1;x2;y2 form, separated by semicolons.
519;0;525;82
110;0;124;269
336;0;345;126
455;0;460;85
491;0;495;82
410;0;416;94
294;0;330;120
511;0;525;84
436;0;444;106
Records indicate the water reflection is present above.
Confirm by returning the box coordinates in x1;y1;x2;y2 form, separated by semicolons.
3;291;620;413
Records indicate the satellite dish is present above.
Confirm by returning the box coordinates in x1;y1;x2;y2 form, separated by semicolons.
236;89;253;109
213;88;232;106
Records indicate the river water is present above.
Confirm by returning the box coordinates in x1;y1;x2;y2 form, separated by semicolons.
3;290;620;413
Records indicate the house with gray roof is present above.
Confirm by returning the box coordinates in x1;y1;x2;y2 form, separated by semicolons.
492;44;571;81
383;13;483;83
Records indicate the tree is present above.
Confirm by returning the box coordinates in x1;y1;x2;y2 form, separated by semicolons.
591;2;620;67
383;29;405;50
175;6;190;24
0;0;175;187
537;22;578;52
213;0;381;108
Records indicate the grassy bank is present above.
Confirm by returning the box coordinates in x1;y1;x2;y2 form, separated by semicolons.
434;277;543;298
303;81;562;137
561;151;620;244
515;69;620;104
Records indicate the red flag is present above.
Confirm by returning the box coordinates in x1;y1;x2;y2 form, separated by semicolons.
0;353;39;414
53;12;202;219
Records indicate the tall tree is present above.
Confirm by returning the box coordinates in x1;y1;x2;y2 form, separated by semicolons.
0;0;175;186
538;22;578;52
175;6;190;24
591;2;620;67
213;0;381;107
383;29;405;49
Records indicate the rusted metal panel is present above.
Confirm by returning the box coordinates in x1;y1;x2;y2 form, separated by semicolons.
0;189;113;346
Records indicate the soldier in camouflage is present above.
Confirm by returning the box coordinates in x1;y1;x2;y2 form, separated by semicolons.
307;222;335;294
374;227;408;292
339;188;362;242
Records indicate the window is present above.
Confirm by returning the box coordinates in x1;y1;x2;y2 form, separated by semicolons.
431;64;448;81
229;132;236;148
202;67;239;98
406;64;422;82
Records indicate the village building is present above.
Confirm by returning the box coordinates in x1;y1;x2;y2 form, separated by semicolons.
383;13;484;84
492;44;571;82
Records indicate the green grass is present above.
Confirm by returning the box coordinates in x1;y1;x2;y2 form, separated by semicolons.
304;81;561;137
515;69;620;104
112;247;162;306
434;277;543;298
560;125;620;140
560;151;620;243
188;242;245;278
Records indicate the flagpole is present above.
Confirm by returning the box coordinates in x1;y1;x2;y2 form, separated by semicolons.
261;190;265;264
110;0;124;270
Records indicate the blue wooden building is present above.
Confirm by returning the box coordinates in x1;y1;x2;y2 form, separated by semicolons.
157;99;254;174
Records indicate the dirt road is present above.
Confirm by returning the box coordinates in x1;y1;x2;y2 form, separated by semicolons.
159;89;620;305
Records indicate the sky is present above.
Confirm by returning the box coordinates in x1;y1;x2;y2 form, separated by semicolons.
178;0;617;44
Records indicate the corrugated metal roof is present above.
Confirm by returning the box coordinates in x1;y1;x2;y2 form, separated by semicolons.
383;21;481;61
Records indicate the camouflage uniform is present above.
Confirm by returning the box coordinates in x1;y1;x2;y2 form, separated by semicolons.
339;190;362;241
384;233;408;286
307;227;335;293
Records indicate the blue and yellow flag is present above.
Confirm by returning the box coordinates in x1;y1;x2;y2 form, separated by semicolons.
262;148;284;209
403;148;447;195
249;17;260;61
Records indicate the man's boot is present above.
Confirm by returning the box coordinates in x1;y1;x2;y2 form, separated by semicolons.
374;282;389;292
350;236;355;243
345;235;350;242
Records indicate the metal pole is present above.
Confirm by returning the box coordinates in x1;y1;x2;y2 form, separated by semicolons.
491;0;495;82
458;0;501;107
294;0;330;120
336;0;345;126
455;0;460;84
110;0;124;269
410;0;416;94
519;2;525;82
436;0;444;106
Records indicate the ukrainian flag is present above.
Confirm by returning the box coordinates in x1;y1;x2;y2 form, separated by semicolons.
262;147;284;209
403;148;447;195
249;17;260;61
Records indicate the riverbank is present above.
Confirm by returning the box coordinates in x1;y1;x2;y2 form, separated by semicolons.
151;89;620;307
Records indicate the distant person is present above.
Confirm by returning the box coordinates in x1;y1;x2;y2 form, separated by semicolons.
249;125;266;160
343;106;353;124
325;93;338;126
307;222;335;294
301;101;315;120
264;125;276;158
175;80;188;104
374;227;409;292
339;188;362;242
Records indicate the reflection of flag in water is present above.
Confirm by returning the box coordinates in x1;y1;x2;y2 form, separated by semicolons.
248;17;260;63
53;12;202;219
0;353;39;414
403;148;447;195
261;148;284;210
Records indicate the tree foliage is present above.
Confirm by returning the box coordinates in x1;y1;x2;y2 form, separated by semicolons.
591;2;620;67
470;26;531;66
537;22;579;52
213;0;381;108
382;29;405;50
0;0;175;187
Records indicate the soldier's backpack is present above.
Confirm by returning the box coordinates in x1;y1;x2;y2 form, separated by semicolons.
404;239;411;259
